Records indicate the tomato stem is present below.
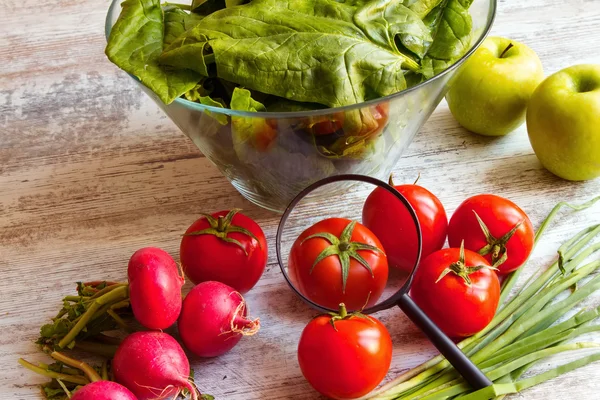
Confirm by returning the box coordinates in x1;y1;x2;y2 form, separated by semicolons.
328;303;371;331
217;216;226;232
413;172;421;185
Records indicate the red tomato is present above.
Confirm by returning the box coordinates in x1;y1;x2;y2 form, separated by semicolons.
255;119;278;151
233;118;277;152
180;209;267;294
362;102;389;138
307;103;389;138
363;179;448;273
346;103;389;139
298;304;392;399
309;112;345;136
410;246;500;338
448;194;535;274
288;218;388;310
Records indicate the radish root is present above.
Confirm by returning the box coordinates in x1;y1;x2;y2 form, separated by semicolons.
135;375;199;400
230;293;260;336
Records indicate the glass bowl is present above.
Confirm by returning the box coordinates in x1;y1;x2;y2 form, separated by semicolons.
105;0;496;212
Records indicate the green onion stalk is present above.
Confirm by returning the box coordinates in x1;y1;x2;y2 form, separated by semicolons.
365;196;600;400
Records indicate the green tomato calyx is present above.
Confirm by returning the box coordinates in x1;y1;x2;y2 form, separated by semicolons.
473;210;523;268
302;220;384;293
184;209;261;256
436;241;497;286
327;303;371;331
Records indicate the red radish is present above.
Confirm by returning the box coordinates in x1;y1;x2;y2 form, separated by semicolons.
178;281;260;357
113;331;197;400
128;247;185;330
71;381;137;400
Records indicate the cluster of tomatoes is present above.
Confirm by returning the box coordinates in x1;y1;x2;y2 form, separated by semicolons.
290;177;535;399
176;180;535;399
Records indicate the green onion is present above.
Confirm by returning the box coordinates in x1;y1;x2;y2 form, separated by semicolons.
457;352;600;400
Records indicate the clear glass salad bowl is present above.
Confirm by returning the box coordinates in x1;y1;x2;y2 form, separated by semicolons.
105;0;496;213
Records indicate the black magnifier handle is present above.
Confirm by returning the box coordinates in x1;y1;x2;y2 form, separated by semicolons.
397;293;492;390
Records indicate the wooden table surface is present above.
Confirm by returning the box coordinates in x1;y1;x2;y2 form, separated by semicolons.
2;0;600;398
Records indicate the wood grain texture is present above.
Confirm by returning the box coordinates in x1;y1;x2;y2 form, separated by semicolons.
1;0;600;398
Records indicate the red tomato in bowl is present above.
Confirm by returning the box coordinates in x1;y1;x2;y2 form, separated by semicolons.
298;304;392;399
354;102;390;138
307;103;389;138
362;179;448;273
288;218;388;310
309;112;345;136
448;194;535;274
410;246;500;338
180;209;267;294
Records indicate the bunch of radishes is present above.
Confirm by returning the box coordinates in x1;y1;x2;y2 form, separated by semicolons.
21;209;267;400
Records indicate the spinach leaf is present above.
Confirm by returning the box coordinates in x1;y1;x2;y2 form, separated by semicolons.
353;0;433;58
191;0;247;14
164;5;205;47
159;0;422;108
422;0;449;35
231;87;267;113
266;99;325;113
337;0;371;6
403;0;443;18
105;0;201;104
420;0;473;78
182;78;229;124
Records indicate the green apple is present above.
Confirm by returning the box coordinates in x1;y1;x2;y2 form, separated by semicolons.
446;36;544;136
526;64;600;181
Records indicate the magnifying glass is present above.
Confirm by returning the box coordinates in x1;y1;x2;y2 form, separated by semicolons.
276;174;492;391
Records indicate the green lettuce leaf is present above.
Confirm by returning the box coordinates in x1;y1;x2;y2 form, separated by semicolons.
159;0;424;108
105;0;201;104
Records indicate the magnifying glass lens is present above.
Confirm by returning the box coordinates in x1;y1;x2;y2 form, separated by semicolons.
278;177;420;313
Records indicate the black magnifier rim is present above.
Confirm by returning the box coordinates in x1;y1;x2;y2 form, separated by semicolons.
275;174;423;315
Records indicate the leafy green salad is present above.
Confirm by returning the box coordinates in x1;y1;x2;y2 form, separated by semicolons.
106;0;475;112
